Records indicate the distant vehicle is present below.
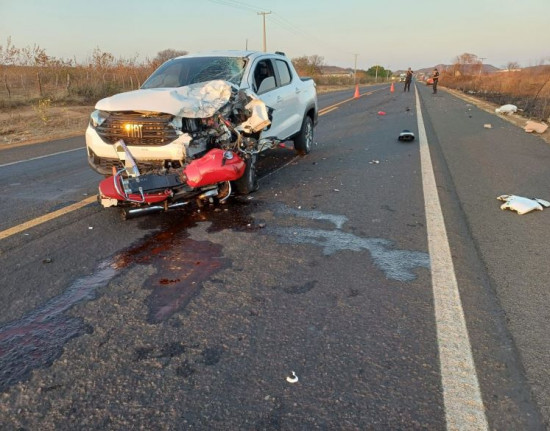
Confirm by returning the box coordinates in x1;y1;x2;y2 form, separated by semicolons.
426;78;434;86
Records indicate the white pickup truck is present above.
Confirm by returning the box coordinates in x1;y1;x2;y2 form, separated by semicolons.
85;51;318;210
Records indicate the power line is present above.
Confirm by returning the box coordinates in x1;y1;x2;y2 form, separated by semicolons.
268;12;354;58
206;0;259;13
205;0;357;64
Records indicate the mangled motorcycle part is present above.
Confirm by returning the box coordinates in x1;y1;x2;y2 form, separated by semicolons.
98;147;245;209
99;174;173;206
183;149;245;188
497;194;550;215
114;139;140;177
398;130;415;141
120;201;190;220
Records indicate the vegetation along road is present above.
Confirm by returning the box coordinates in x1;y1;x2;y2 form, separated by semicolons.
1;83;549;430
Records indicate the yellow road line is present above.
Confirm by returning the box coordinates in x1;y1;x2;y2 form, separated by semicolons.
319;106;338;116
0;195;98;241
318;86;385;116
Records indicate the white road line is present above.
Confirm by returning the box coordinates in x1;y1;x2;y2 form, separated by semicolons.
0;147;84;168
415;87;488;430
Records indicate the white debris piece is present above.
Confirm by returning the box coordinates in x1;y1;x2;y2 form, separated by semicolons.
483;124;492;129
497;194;550;215
286;371;299;383
495;104;518;115
524;121;548;134
236;98;271;133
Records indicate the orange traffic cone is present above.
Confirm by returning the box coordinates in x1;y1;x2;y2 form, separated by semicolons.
390;82;395;93
354;84;360;99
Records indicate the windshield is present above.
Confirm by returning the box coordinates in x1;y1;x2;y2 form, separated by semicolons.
142;56;247;89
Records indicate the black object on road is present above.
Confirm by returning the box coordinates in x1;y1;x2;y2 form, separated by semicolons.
398;130;415;142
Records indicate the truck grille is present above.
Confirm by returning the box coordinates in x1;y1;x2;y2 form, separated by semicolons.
96;112;179;146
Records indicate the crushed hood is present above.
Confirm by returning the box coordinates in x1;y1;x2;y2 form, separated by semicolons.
95;80;234;118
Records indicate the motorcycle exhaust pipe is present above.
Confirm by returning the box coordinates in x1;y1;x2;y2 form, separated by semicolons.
121;205;164;220
120;201;189;220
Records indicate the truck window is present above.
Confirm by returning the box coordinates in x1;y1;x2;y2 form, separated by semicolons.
275;60;292;86
253;60;277;93
142;57;247;88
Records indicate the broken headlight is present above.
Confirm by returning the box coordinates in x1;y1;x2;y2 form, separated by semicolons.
90;110;109;128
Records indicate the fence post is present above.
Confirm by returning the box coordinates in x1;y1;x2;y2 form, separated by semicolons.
4;74;11;98
36;72;43;97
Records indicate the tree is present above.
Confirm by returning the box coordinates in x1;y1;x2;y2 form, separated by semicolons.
90;47;115;69
455;53;479;65
366;65;390;78
291;55;324;76
506;61;520;71
0;36;21;65
452;53;482;76
152;49;188;67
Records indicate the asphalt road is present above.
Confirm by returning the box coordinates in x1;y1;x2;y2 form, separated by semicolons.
0;83;548;430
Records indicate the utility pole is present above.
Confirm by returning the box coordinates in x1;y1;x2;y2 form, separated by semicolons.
257;11;272;52
354;54;358;85
479;57;487;77
375;65;378;83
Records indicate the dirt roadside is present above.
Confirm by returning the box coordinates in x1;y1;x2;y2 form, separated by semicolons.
442;87;550;145
0;105;93;150
0;86;547;151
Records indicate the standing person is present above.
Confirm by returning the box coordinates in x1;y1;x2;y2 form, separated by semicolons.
404;67;413;92
432;68;440;94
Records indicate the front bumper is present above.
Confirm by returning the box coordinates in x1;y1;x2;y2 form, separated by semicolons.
85;125;192;175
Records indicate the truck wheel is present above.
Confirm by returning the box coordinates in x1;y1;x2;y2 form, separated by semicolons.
294;116;313;155
233;153;259;195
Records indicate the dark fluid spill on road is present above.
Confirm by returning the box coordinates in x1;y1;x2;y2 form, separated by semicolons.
0;201;260;392
0;261;114;392
117;203;262;323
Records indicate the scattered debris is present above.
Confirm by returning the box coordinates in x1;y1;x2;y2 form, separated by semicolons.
497;194;550;215
483;124;492;129
286;371;299;383
42;258;53;264
524;121;548;134
398;130;415;141
88;226;94;230
333;188;340;192
369;160;380;164
377;111;386;116
495;104;518;115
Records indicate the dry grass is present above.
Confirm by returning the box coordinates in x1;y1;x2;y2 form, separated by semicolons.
442;66;550;121
0;102;92;149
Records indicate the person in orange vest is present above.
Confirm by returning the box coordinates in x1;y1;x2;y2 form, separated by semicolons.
404;67;413;92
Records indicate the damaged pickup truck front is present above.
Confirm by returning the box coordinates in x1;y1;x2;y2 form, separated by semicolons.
85;51;318;218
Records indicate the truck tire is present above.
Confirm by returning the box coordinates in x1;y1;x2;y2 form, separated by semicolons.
233;153;259;195
294;115;313;155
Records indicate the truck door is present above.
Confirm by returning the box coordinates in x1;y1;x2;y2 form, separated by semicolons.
252;59;298;140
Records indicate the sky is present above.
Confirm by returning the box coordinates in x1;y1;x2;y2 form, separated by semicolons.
1;0;549;71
